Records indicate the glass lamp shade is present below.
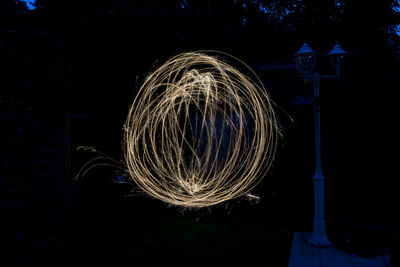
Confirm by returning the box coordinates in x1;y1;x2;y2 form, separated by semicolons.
329;53;345;67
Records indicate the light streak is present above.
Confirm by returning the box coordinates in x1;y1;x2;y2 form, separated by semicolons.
123;51;279;208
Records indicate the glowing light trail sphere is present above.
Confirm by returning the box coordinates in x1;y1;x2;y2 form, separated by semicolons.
124;52;279;208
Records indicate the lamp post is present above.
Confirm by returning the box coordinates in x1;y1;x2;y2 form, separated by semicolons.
295;41;347;247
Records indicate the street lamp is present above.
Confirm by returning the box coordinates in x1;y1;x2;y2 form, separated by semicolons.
295;41;347;247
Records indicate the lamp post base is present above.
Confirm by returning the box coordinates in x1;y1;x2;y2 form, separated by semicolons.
309;219;332;247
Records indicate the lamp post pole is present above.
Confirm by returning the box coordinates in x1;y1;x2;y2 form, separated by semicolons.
309;72;331;247
296;41;347;247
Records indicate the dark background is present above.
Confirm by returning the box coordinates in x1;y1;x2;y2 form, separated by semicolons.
1;0;400;266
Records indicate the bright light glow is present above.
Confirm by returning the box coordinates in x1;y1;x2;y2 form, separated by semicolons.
124;52;279;208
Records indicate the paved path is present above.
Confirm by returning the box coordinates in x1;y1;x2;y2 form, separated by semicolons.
289;232;393;267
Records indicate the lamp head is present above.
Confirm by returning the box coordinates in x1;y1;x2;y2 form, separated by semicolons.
296;42;316;81
328;41;347;77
